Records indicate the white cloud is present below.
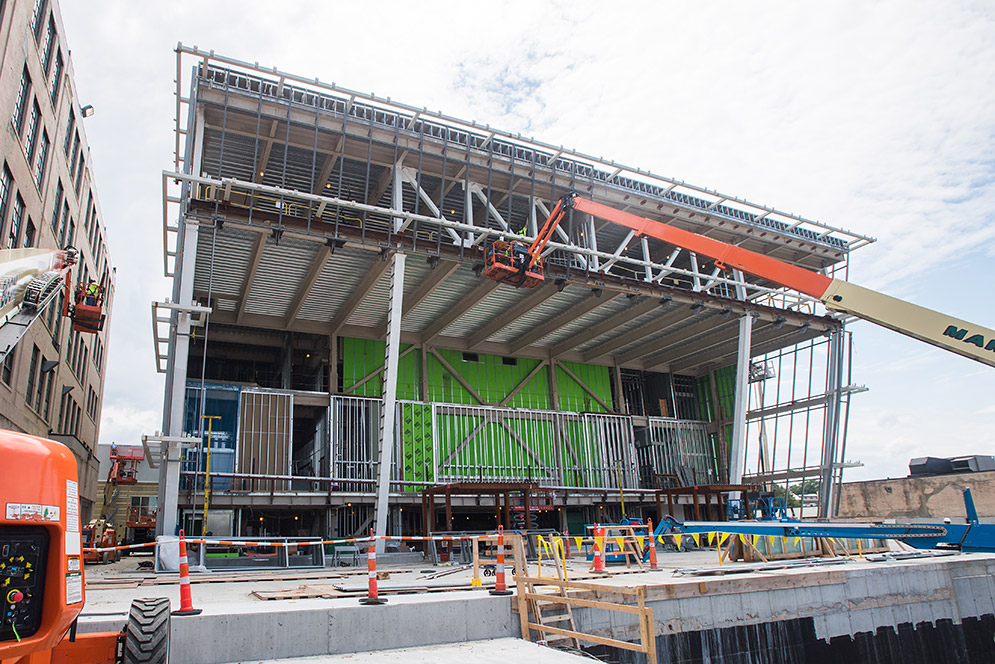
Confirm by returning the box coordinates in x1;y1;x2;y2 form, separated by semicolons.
58;1;995;481
98;402;161;445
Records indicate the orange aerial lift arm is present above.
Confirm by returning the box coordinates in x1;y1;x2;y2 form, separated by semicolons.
491;193;995;368
565;195;833;299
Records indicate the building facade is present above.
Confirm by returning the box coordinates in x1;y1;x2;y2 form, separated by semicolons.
154;47;869;541
0;0;115;520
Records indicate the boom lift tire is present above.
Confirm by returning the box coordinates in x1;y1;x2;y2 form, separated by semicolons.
123;598;171;664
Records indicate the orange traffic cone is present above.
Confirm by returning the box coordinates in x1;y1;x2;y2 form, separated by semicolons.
647;519;658;570
359;529;386;605
489;525;513;596
172;529;202;616
593;524;605;573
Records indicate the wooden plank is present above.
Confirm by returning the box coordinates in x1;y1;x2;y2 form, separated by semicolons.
517;575;641;596
526;622;647;653
522;592;642;614
516;573;531;640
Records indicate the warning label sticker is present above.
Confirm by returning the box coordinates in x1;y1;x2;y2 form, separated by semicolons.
65;531;81;556
66;572;83;604
5;503;60;522
66;480;79;533
67;557;81;572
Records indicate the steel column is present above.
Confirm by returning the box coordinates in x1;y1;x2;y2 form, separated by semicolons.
818;330;844;518
373;252;405;553
729;314;753;486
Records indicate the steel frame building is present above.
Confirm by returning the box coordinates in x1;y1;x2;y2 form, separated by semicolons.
152;45;871;543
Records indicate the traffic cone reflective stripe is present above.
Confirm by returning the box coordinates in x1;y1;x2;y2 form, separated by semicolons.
172;529;202;616
360;529;387;605
490;525;512;596
647;519;658;570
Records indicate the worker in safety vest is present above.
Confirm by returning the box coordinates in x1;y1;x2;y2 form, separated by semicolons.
84;281;99;306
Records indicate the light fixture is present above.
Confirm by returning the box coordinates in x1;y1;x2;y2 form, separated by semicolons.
80;104;94;117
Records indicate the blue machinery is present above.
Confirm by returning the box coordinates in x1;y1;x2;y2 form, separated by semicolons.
656;489;995;554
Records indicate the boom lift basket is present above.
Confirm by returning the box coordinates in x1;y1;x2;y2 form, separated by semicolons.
484;240;544;288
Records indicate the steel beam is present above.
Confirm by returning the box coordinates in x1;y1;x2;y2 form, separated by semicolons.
283;245;330;329
420;279;501;344
311;137;342;195
669;325;812;374
616;310;722;365
328;257;392;335
236;231;267;325
373;253;405;553
508;292;617;354
252;119;278;183
728;314;753;485
467;283;559;349
402;260;460;318
550;296;658;357
582;305;686;362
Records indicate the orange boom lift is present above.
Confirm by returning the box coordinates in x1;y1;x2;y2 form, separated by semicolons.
484;193;995;368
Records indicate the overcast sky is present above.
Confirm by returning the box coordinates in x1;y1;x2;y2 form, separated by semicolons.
59;1;994;482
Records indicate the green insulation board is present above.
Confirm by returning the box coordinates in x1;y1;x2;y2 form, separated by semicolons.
340;338;615;487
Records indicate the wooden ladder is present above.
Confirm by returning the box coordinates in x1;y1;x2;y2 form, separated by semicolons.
522;538;580;650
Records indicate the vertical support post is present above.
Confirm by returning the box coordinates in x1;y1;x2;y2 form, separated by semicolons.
613;361;626;414
445;489;452;531
729;270;752;488
728;314;752;486
159;216;200;537
373;252;405;554
328;334;338;394
547;356;560;410
420;344;429;401
708;368;728;482
160;101;206;537
421;491;430;537
818;330;844;519
524;489;533;531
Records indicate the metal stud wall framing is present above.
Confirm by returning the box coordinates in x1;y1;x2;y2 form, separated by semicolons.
237;390;293;491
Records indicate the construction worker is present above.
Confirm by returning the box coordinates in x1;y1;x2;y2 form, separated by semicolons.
84;280;99;306
517;224;528;237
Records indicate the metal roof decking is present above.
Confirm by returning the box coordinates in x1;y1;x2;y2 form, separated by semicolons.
173;47;856;375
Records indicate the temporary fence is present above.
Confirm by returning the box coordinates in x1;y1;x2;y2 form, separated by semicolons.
82;529;883;572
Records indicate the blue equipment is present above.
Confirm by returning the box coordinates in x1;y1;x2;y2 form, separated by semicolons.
656;488;995;554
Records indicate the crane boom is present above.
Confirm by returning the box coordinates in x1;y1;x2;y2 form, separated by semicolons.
483;193;995;367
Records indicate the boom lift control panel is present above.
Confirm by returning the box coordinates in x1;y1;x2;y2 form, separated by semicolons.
0;527;49;643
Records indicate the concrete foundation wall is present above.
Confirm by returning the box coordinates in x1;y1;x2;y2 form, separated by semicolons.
838;471;995;521
569;554;995;654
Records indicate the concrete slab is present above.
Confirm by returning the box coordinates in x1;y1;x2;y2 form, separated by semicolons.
233;638;593;663
75;550;995;664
